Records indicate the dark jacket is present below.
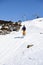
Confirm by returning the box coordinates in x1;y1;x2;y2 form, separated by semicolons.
22;26;26;31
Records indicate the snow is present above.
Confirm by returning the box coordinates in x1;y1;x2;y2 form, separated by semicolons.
0;26;2;29
0;18;43;65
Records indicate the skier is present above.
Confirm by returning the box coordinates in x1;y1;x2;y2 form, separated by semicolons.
22;25;26;36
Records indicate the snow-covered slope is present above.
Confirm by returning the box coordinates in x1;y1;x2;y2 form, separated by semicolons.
0;18;43;65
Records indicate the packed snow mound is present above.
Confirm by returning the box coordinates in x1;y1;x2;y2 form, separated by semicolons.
31;18;43;28
0;18;43;65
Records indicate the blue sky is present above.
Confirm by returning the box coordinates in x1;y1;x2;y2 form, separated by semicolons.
0;0;43;21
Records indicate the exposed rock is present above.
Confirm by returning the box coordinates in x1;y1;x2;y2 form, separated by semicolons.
0;20;22;35
27;44;33;48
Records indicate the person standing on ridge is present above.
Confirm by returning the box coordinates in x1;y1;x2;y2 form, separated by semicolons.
22;25;26;36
